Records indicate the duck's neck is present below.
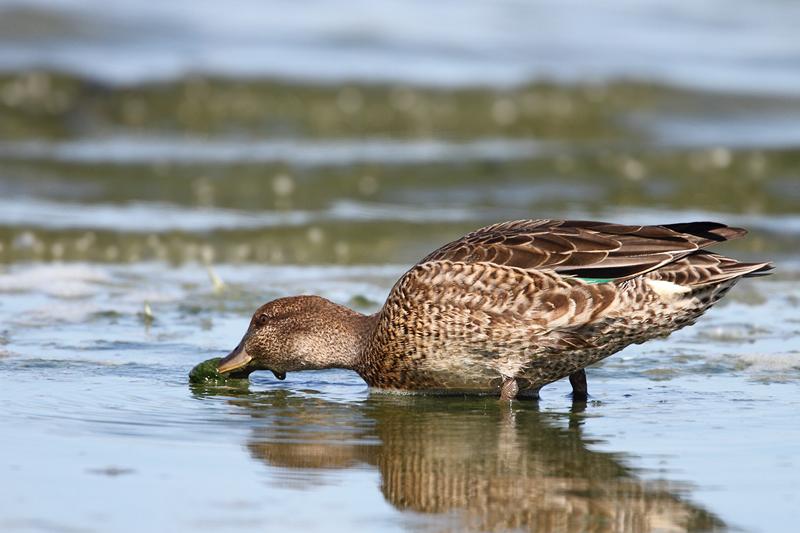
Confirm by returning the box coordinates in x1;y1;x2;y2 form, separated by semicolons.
295;304;378;372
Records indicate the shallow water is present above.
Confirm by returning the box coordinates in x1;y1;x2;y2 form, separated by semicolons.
1;2;800;532
1;263;798;532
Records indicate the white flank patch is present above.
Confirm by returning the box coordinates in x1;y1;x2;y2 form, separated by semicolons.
646;279;692;299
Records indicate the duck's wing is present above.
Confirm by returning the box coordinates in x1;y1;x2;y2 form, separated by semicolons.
419;219;751;282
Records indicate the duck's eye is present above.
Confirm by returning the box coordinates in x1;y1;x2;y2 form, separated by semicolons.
255;314;268;327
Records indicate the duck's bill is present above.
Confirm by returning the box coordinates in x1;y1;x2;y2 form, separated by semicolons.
217;345;253;374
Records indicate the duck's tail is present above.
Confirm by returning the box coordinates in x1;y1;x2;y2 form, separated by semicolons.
650;250;773;287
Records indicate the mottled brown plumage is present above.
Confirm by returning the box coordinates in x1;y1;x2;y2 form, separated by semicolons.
217;219;772;399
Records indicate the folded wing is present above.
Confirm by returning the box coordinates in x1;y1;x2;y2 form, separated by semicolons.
420;219;758;282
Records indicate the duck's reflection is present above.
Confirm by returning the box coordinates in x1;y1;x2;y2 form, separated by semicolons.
198;386;723;532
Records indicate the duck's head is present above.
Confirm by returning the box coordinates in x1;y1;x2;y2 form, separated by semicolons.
217;295;369;379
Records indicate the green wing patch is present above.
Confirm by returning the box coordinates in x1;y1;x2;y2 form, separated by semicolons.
576;277;615;284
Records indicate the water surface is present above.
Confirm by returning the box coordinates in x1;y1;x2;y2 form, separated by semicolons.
1;262;798;532
1;2;799;532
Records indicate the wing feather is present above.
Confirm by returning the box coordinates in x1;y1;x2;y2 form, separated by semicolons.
420;219;749;281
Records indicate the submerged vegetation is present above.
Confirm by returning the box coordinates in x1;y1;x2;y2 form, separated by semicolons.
0;71;732;140
0;71;799;267
188;357;249;385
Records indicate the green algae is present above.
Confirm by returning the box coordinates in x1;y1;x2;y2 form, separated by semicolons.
1;71;799;269
0;71;625;140
3;70;797;142
188;357;249;385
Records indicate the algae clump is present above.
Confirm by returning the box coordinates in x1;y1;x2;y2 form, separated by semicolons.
189;357;249;385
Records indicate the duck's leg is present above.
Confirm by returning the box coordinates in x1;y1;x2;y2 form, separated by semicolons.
569;369;588;401
500;376;519;401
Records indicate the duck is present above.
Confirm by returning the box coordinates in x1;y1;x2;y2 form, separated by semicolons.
216;219;772;400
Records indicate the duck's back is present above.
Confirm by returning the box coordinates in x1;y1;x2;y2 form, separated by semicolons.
357;220;772;396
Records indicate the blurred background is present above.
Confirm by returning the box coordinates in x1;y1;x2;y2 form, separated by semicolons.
1;2;799;533
1;0;799;265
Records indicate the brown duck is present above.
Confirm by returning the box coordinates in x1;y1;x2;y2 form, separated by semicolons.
217;219;772;400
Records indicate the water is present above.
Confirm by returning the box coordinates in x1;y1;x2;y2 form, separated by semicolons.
1;2;800;532
2;0;800;94
1;264;798;532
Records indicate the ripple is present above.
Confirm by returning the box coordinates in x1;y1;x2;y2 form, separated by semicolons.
1;0;800;95
0;197;511;232
0;137;545;165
